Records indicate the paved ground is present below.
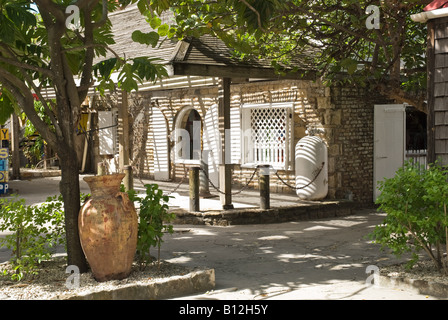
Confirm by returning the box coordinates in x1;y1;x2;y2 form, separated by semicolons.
161;212;439;300
1;174;444;300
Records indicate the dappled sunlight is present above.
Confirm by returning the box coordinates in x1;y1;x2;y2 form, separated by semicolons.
257;235;290;241
158;212;410;299
303;225;339;231
172;236;193;240
164;255;193;264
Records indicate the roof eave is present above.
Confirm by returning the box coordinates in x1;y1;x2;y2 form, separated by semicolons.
411;7;448;23
171;61;316;80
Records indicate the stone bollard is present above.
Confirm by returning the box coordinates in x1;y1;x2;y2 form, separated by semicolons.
259;165;270;210
189;166;200;212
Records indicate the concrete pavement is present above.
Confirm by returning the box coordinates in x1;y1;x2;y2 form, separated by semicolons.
160;211;441;300
2;175;446;300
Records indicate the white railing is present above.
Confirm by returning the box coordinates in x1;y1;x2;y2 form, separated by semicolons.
405;149;427;169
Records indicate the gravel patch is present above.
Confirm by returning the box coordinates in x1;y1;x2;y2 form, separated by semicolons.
0;256;197;300
381;259;448;285
379;258;448;297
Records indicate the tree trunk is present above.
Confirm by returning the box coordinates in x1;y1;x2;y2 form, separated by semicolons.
59;144;88;273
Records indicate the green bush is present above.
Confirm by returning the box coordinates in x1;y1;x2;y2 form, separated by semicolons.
0;194;66;281
371;161;448;274
126;184;175;269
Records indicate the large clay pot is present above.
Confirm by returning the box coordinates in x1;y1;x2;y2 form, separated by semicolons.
79;173;138;282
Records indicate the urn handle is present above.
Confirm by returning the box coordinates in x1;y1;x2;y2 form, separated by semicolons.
115;192;134;212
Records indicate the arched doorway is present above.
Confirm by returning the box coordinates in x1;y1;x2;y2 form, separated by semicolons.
174;107;202;162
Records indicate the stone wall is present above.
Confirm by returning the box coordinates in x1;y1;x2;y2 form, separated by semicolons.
91;79;387;204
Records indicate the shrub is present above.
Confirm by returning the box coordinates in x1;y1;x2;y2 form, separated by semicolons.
371;161;448;274
126;184;175;269
0;194;66;281
0;193;90;281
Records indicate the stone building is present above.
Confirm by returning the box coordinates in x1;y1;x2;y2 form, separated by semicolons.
84;5;416;206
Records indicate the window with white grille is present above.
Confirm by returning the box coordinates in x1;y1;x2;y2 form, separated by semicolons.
241;103;294;170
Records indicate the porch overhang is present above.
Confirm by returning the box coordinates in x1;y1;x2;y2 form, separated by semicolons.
171;62;317;81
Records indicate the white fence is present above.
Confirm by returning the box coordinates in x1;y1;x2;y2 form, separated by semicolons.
405;149;427;169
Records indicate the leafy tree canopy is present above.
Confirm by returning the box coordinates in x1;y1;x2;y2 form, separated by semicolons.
0;0;167;126
140;0;429;112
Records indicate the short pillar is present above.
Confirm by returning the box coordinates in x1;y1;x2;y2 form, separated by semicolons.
123;165;133;191
259;165;270;210
97;162;106;176
189;166;200;212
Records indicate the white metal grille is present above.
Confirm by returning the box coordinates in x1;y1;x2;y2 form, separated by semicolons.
242;103;293;169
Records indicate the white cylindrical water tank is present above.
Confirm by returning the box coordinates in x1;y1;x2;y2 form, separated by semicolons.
295;136;328;200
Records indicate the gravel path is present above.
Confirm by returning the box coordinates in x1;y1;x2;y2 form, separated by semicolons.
0;256;194;300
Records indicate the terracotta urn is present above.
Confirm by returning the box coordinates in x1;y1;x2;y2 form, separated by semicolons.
79;173;138;282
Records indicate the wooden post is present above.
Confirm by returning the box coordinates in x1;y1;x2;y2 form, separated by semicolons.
189;166;200;212
43;144;47;170
259;165;270;209
10;113;20;180
97;162;106;176
218;78;234;209
118;90;130;169
123;165;133;192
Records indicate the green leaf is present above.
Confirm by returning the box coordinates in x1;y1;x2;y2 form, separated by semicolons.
131;30;160;47
149;17;161;29
93;58;118;81
0;13;16;44
118;63;140;92
5;3;36;28
157;24;169;37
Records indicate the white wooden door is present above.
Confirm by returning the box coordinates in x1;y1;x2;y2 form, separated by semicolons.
152;107;170;181
98;111;115;155
203;104;241;187
373;104;406;201
203;104;220;186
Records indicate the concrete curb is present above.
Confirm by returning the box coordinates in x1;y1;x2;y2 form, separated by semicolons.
13;169;61;179
172;200;358;225
59;269;215;300
379;275;448;298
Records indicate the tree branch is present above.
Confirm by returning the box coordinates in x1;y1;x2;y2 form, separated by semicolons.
239;0;267;32
92;0;109;28
0;44;53;78
282;3;383;46
34;0;66;25
0;68;58;147
377;82;427;114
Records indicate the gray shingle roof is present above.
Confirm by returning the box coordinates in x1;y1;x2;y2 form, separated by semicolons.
106;5;314;79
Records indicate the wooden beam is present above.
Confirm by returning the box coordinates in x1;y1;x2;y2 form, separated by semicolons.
173;63;316;81
171;40;191;62
118;90;130;170
218;78;233;209
10;113;20;180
